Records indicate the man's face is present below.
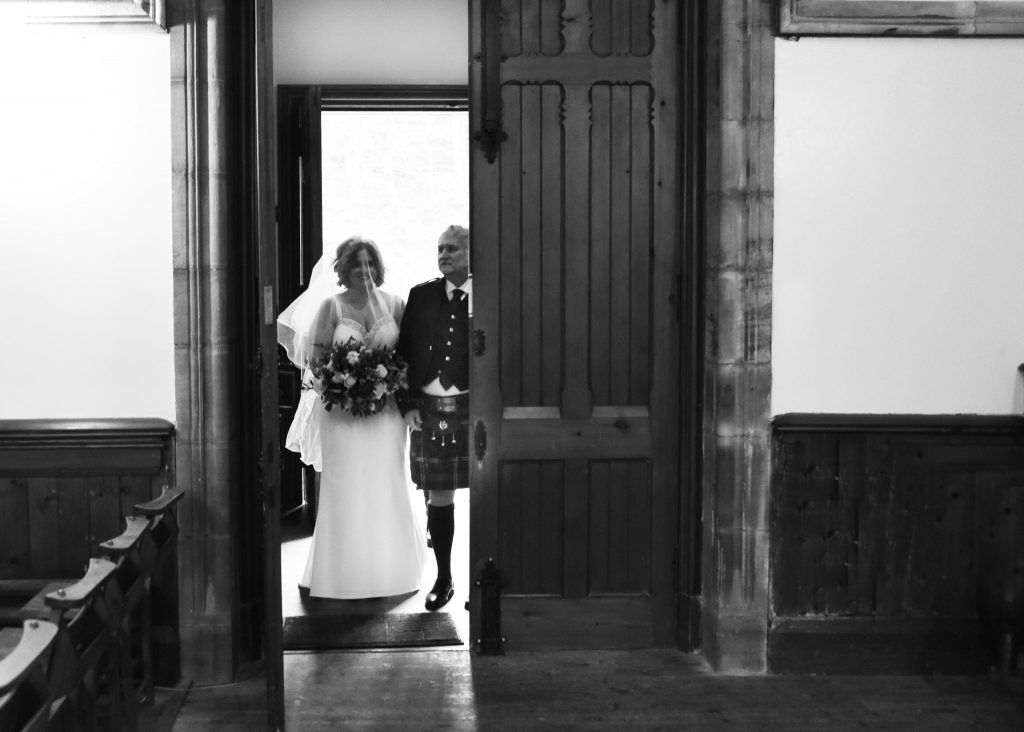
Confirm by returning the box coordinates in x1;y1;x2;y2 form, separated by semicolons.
437;232;469;284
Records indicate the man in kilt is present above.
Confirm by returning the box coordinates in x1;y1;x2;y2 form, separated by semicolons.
397;225;470;611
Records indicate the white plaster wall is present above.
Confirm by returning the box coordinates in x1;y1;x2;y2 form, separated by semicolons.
274;0;468;85
774;38;1024;416
0;25;173;419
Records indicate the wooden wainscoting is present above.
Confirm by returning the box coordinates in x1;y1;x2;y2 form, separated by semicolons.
770;414;1024;674
0;419;174;580
0;418;178;683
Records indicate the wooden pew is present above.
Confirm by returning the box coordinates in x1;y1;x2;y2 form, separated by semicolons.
0;559;123;731
96;516;152;730
0;619;59;731
94;484;185;718
42;557;124;731
0;484;184;729
131;486;184;691
78;486;183;725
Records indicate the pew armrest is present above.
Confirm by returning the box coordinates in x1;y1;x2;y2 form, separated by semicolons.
0;619;58;692
97;516;149;556
133;486;184;517
43;558;117;611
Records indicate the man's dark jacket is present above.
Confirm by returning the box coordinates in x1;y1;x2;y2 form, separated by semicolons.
396;277;470;413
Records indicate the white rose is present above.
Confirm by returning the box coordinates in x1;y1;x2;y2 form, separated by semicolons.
346;351;361;365
375;364;388;378
344;375;357;388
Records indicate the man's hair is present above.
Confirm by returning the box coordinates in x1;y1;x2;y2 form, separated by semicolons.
333;236;385;287
439;225;469;248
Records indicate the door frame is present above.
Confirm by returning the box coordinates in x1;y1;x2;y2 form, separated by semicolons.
677;0;706;652
267;11;708;663
249;6;773;726
265;83;469;726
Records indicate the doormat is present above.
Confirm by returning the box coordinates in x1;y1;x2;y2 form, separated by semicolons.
283;613;462;650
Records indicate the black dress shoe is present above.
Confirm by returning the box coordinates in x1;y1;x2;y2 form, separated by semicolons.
424;577;454;611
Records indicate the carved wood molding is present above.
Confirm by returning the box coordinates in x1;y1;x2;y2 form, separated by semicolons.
780;0;1024;37
773;413;1024;434
0;418;173;475
318;85;468;111
0;418;173;449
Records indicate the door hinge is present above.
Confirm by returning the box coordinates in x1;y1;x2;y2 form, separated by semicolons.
473;557;505;655
475;0;507;164
472;329;486;356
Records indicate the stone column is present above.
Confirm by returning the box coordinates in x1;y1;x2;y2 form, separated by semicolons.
169;0;240;684
701;0;775;672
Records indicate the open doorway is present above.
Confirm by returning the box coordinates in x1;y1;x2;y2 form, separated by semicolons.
276;86;470;652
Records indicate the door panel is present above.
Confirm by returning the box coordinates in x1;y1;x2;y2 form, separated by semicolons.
276;86;322;518
470;0;679;650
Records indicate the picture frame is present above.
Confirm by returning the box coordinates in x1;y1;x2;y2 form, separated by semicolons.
779;1;1024;36
0;0;165;29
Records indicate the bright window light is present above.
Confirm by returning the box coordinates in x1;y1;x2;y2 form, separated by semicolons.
321;110;469;300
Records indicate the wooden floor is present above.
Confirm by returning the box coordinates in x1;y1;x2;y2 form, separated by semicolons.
144;494;1024;730
150;647;1024;731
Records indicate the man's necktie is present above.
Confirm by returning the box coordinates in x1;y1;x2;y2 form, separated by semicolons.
452;288;464;302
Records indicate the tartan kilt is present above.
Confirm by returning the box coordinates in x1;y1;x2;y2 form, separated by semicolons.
409;422;469;492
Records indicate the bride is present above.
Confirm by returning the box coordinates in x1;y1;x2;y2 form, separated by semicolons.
277;237;426;599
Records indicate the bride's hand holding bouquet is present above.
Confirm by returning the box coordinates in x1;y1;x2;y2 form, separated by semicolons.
309;337;408;417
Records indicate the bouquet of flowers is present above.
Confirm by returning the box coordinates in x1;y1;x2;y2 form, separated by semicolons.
308;337;409;417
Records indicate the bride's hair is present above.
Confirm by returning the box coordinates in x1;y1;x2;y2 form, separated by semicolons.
333;236;385;287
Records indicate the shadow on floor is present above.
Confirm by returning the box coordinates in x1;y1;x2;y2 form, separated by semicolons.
153;648;1024;731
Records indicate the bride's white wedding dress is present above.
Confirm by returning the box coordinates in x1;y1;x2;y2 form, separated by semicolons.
299;295;426;599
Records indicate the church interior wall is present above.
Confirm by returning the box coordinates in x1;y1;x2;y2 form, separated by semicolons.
774;36;1024;416
770;33;1024;674
0;23;174;420
273;0;468;86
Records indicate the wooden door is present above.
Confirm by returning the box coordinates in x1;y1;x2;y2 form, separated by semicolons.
469;0;680;649
276;86;323;519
